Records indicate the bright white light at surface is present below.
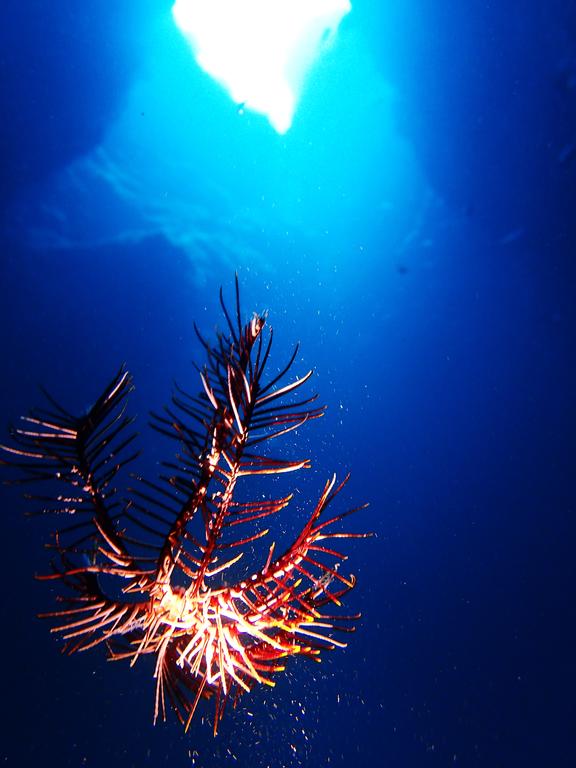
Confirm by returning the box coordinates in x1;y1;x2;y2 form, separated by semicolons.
172;0;351;133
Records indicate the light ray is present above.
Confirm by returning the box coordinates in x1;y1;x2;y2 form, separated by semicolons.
172;0;351;133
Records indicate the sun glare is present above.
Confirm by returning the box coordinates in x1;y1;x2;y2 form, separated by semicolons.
172;0;352;133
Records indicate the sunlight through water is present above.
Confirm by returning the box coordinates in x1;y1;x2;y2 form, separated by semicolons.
172;0;352;133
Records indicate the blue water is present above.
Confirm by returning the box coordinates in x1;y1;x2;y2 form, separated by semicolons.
1;2;575;766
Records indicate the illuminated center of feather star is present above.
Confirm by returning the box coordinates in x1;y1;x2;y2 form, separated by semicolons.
172;0;352;133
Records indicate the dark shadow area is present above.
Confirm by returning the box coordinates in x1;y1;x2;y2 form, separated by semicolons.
0;1;167;208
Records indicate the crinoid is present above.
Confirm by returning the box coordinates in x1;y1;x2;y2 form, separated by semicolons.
2;278;370;734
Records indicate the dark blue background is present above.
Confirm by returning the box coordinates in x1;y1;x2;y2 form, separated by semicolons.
1;2;575;766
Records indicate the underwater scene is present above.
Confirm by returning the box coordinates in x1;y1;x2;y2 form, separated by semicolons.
1;2;575;766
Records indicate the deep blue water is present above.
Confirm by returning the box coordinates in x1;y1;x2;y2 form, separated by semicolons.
1;2;575;767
